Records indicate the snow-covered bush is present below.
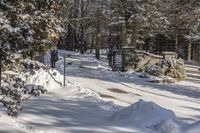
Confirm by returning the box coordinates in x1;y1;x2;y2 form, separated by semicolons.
22;59;46;70
0;73;47;117
126;50;186;81
145;58;186;81
0;53;48;117
2;52;48;74
145;65;163;76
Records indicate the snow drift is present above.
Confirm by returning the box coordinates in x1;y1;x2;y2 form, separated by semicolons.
23;69;63;91
23;68;102;99
110;99;200;133
184;121;200;133
111;100;177;130
155;119;180;133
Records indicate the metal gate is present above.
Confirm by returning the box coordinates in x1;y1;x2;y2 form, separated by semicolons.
112;50;122;71
109;47;135;71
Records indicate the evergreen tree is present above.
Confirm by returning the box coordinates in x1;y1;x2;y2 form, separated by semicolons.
0;0;64;59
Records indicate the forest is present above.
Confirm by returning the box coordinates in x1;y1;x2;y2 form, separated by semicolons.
1;0;200;63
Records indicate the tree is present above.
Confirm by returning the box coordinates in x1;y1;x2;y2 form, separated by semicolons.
0;0;64;59
109;0;168;50
163;0;200;61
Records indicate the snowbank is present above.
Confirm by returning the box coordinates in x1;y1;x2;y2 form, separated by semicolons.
110;99;200;133
155;119;180;133
22;68;102;99
184;121;200;133
21;69;63;91
111;100;177;130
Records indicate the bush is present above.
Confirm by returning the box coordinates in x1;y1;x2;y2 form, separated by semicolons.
0;75;47;117
145;58;186;81
0;54;47;117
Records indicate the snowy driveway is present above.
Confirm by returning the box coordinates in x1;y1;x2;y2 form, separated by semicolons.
56;50;200;123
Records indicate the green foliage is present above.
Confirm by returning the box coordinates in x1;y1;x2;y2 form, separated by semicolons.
0;0;64;59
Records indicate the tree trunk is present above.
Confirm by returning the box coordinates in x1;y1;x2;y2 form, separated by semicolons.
122;24;127;47
175;33;179;52
187;30;192;61
145;38;149;52
90;34;94;53
80;0;86;54
174;10;179;53
131;17;139;48
121;0;127;47
95;9;101;60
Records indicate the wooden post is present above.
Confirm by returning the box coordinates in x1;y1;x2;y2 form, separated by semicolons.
113;51;116;71
187;30;192;62
63;56;66;86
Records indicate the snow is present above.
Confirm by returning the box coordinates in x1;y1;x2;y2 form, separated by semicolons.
111;99;176;128
23;59;45;68
3;70;19;76
184;121;200;133
0;50;200;133
24;69;63;91
156;119;180;133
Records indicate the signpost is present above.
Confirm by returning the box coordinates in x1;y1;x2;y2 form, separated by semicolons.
63;56;66;87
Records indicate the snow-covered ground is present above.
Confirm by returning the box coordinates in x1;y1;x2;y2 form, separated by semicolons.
0;50;200;133
185;64;200;84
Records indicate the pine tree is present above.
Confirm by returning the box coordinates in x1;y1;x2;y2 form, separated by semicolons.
0;0;64;59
